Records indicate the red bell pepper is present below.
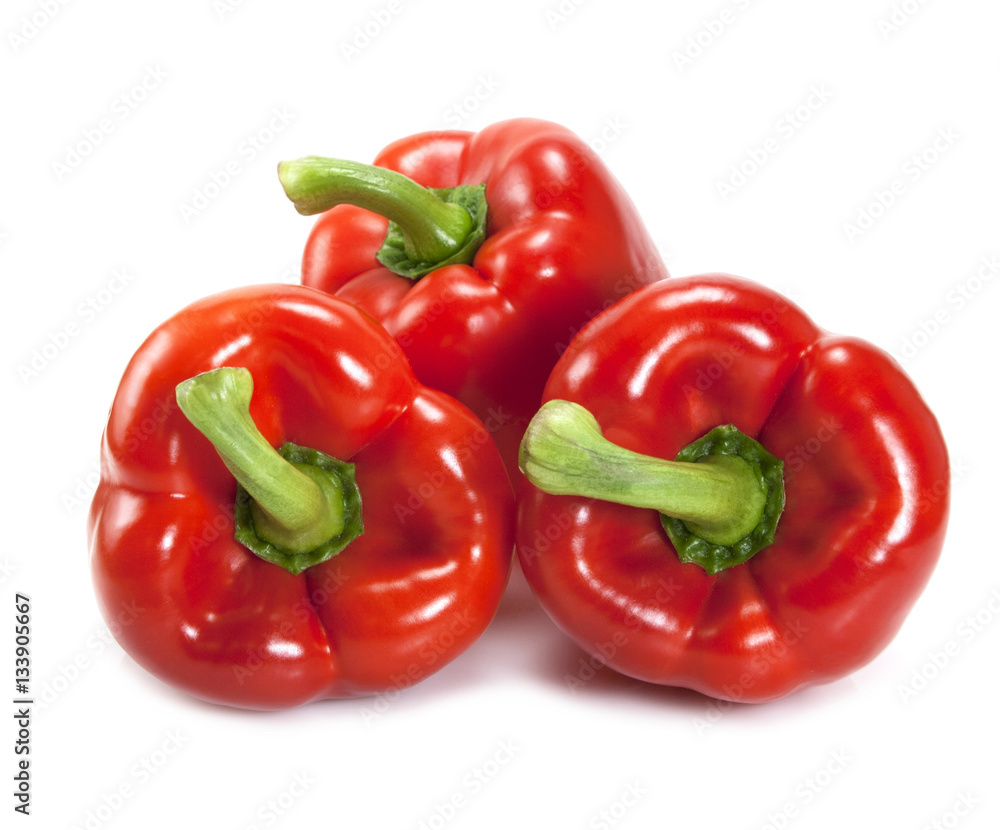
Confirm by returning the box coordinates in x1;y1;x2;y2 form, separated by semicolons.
277;118;669;479
516;275;949;702
88;284;513;709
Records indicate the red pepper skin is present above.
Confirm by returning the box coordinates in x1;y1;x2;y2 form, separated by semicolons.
299;118;669;478
516;275;950;702
88;285;513;709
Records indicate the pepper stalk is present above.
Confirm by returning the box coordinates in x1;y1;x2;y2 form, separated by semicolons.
175;367;364;575
277;157;488;280
518;399;785;575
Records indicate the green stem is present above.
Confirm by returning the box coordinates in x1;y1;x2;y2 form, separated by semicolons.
277;157;488;279
519;400;785;574
175;367;363;574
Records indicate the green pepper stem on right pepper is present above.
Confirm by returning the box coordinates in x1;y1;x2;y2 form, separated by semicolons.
518;399;785;575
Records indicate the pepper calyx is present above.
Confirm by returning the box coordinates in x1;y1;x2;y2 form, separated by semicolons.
234;442;364;576
376;183;487;279
660;425;784;575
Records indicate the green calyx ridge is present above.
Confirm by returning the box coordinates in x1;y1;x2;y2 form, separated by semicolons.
660;425;785;575
377;183;487;280
233;441;363;576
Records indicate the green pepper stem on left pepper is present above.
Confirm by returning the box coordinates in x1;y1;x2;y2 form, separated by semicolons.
175;366;364;575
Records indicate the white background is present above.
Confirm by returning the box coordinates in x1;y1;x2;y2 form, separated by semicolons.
3;0;999;828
